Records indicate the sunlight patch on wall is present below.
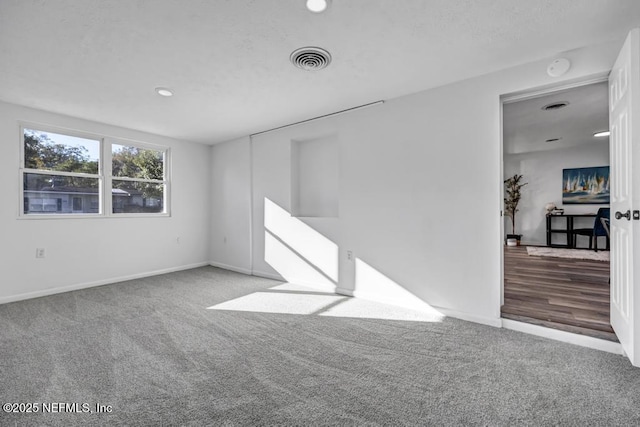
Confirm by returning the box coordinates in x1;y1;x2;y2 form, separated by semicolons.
264;198;338;289
355;258;444;320
265;231;336;291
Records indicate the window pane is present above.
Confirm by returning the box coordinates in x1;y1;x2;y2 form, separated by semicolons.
24;129;99;174
112;180;164;213
23;173;99;214
112;144;164;180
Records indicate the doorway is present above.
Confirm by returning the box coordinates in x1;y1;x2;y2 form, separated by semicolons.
501;80;613;341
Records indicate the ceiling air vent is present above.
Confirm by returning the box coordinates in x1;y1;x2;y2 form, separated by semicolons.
290;47;332;71
545;138;562;143
541;101;569;111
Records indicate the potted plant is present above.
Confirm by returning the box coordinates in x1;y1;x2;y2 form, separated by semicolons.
504;174;528;245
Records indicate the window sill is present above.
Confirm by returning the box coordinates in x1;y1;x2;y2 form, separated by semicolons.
17;213;171;220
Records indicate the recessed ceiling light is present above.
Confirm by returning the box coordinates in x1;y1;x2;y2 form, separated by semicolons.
306;0;330;13
155;87;173;97
594;131;610;137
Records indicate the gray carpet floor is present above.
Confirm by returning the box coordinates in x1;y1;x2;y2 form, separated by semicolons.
1;266;639;426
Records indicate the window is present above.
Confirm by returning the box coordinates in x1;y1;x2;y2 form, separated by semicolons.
20;125;170;217
22;128;101;215
111;144;166;214
72;197;83;211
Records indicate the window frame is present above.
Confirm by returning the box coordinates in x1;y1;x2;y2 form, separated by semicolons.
105;137;171;217
18;123;171;219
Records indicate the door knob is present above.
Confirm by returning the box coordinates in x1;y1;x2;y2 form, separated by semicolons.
615;210;631;220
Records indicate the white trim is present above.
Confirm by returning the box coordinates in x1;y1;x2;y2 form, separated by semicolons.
251;270;285;281
435;306;503;327
498;74;615;349
0;262;210;305
18;120;172;156
17;212;170;220
103;137;111;215
17;213;105;220
209;261;252;276
18;123;171;219
164;147;172;217
501;73;609;104
19;121;104;144
21;168;100;179
16;121;23;218
249;136;255;275
109;176;165;184
19;124;104;218
335;287;354;297
107;136;171;217
109;136;169;152
344;287;502;327
502;319;623;355
499;93;505;309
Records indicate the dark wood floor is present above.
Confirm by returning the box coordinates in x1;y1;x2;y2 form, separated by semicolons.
502;245;617;342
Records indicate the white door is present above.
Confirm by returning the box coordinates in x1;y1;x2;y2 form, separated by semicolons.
610;28;640;367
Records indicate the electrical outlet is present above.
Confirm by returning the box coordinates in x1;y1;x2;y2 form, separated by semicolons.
347;250;353;261
36;248;45;259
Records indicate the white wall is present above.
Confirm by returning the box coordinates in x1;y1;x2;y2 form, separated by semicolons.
0;101;211;303
251;123;341;291
210;136;252;274
505;141;610;246
291;134;339;218
210;40;620;326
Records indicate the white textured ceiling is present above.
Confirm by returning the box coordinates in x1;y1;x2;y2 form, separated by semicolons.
503;81;609;155
1;1;639;144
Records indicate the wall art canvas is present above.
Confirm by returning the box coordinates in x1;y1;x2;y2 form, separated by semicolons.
562;166;610;204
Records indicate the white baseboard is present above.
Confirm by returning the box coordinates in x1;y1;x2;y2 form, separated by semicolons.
0;262;210;305
251;270;285;282
209;265;285;283
337;287;501;327
209;261;252;276
335;287;354;297
435;306;503;328
502;318;623;355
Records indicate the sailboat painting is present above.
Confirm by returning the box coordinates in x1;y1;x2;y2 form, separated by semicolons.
562;166;610;204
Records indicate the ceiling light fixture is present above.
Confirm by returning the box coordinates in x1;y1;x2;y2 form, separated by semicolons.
155;87;173;97
306;0;330;13
547;58;571;77
594;131;610;137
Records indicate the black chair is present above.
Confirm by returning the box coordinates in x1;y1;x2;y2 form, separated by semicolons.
600;217;610;239
601;217;611;285
572;207;610;251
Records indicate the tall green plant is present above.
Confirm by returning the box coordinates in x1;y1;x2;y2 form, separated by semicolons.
504;174;528;235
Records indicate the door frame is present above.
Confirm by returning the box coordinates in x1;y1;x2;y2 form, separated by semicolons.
498;73;615;345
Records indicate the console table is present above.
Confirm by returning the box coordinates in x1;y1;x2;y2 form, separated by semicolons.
546;213;597;248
